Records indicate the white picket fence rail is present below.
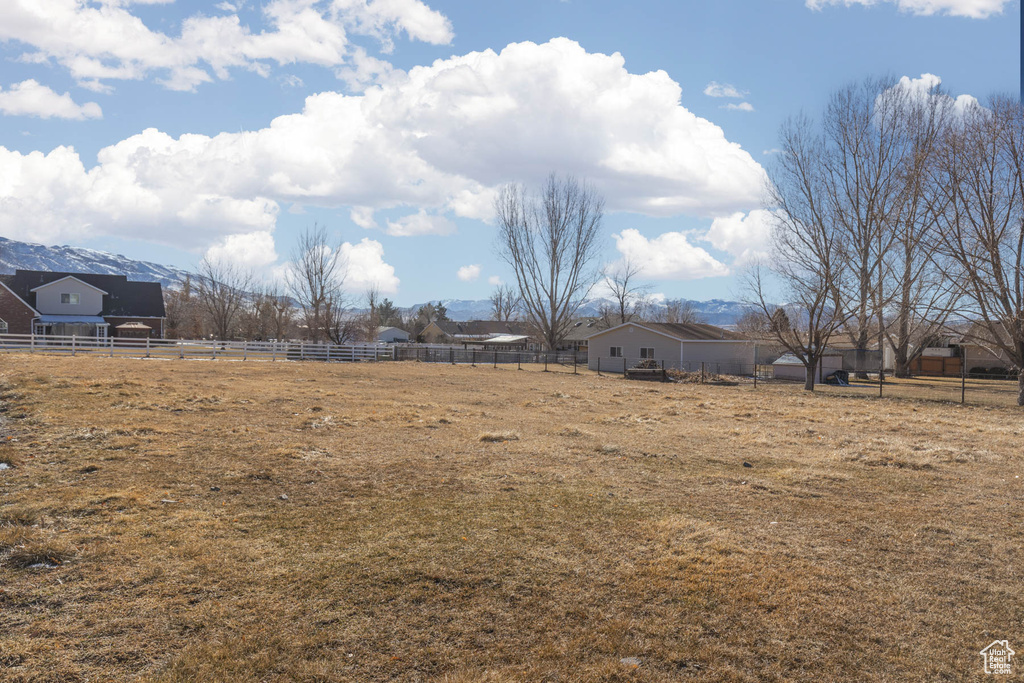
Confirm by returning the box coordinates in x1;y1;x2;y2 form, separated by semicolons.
0;334;395;363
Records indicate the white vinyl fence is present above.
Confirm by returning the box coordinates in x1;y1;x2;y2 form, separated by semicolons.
0;334;394;363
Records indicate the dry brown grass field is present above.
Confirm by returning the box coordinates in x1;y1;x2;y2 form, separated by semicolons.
0;355;1021;682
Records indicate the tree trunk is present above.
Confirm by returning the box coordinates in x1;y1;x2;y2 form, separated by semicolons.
804;359;816;391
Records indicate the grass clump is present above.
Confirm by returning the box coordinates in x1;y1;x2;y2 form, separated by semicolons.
479;431;520;443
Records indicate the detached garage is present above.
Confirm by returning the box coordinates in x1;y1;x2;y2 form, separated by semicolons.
586;321;751;374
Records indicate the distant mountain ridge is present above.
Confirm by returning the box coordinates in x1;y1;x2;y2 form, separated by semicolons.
0;236;750;327
417;297;750;327
0;237;191;289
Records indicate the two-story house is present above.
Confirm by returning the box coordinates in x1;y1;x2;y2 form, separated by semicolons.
0;270;166;338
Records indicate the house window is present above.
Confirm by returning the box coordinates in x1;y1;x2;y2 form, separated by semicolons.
610;346;622;357
640;347;655;359
61;293;80;305
0;320;7;334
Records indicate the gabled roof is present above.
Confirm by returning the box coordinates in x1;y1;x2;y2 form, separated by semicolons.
586;321;747;342
562;316;608;341
1;270;166;318
30;275;108;295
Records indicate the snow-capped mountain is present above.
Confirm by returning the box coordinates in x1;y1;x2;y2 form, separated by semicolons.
0;237;191;289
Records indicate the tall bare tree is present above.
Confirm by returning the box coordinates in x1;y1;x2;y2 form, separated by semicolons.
196;257;253;340
600;258;650;325
880;83;960;376
287;225;348;343
489;283;522;321
745;115;853;391
495;174;603;350
819;78;912;376
935;96;1024;404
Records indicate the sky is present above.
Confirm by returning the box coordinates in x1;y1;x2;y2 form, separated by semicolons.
0;0;1019;306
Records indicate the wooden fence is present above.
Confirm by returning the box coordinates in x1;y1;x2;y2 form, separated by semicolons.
0;334;394;363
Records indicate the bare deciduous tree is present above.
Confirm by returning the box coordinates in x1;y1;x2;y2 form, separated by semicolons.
808;77;921;378
196;257;253;341
600;258;650;325
489;283;521;321
935;96;1024;404
495;174;603;350
880;83;960;376
745;115;853;391
287;225;348;343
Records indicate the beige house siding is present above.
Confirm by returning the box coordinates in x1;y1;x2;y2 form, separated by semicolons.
586;325;751;372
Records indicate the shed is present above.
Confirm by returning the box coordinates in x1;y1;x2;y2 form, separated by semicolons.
772;354;844;383
376;326;410;343
115;321;152;339
585;321;751;374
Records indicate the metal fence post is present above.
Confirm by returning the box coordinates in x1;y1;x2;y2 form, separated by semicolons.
701;361;705;384
493;350;497;369
179;339;184;359
146;336;151;358
597;357;600;376
472;349;476;367
109;335;114;358
574;352;577;375
544;354;548;372
450;347;454;365
961;347;967;404
71;334;76;356
517;353;521;371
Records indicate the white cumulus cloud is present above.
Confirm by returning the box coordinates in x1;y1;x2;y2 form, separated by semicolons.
341;237;400;293
0;0;453;92
385;210;456;236
806;0;1009;18
0;38;765;255
204;230;279;268
0;80;102;119
723;102;755;112
703;81;746;98
612;228;729;280
487;275;501;286
705;210;775;266
456;264;481;282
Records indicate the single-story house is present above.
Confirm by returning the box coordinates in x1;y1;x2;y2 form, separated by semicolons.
586;321;751;373
376;326;410;343
419;320;540;349
0;270;166;338
772;353;844;383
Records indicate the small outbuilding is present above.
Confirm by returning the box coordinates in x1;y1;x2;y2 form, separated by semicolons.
376;326;410;343
586;321;751;374
772;353;844;383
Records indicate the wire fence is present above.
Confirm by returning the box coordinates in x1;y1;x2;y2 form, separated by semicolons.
586;354;1023;407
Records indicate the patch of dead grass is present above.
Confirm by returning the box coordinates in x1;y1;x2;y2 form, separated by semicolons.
0;355;1020;681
